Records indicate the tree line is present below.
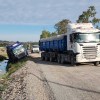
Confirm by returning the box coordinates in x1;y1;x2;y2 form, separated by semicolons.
40;6;100;39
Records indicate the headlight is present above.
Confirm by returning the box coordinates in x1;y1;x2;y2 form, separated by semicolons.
21;48;24;52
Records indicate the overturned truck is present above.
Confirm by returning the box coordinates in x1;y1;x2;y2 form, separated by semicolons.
7;42;28;62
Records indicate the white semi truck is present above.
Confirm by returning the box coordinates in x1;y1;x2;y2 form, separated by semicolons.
39;23;100;66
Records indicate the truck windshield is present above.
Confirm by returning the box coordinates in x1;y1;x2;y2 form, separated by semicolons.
13;45;25;55
74;32;100;43
33;45;39;48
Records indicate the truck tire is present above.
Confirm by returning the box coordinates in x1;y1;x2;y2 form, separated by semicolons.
50;56;53;62
61;55;64;64
41;53;45;60
94;61;99;66
70;55;75;66
45;56;47;61
41;56;44;61
31;50;33;53
45;56;49;61
57;55;61;63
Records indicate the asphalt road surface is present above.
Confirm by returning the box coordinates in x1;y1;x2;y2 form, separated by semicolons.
30;53;100;100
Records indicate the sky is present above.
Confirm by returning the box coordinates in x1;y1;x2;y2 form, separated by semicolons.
0;0;100;42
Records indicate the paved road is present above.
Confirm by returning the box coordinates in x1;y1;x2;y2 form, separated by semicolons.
30;53;100;100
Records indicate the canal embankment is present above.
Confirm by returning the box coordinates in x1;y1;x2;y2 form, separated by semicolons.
0;46;28;99
0;57;28;99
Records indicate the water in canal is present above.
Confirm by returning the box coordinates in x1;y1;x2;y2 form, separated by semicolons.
0;60;8;75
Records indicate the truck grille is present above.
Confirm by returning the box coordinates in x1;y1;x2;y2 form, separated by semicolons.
18;52;26;58
83;46;97;59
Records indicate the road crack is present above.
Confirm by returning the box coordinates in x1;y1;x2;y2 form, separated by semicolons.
39;69;56;100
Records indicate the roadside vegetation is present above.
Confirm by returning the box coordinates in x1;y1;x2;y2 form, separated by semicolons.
0;57;28;99
40;6;100;39
0;47;7;61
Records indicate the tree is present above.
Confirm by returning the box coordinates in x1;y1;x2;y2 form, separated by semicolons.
77;6;100;26
51;32;57;36
54;19;71;35
40;30;51;39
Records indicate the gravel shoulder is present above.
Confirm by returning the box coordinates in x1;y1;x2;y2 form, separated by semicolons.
1;60;55;100
1;53;100;100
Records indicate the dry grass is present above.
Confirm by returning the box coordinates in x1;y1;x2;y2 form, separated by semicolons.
0;47;8;59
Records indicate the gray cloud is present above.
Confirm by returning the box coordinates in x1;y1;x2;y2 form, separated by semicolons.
0;0;99;25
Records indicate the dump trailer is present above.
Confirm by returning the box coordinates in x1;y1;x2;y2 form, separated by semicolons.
39;23;100;66
7;42;28;62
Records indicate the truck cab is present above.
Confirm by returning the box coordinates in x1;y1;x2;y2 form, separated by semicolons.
67;23;100;65
31;45;39;53
7;42;28;62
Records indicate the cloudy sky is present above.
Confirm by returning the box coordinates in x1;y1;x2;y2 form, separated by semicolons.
0;0;100;42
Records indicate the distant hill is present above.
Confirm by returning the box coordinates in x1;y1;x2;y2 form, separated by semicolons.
0;40;10;47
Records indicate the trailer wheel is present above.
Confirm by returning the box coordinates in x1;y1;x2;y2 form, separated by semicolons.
41;52;45;60
45;56;48;61
61;55;64;64
41;56;44;61
45;56;49;61
94;61;99;66
50;56;53;62
70;55;75;66
57;55;61;63
41;53;45;60
31;50;33;53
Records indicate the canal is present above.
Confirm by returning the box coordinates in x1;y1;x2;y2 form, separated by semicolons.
0;60;8;75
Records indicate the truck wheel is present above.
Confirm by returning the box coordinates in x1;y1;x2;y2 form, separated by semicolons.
61;55;64;64
45;57;47;61
70;55;75;66
41;53;44;61
31;50;33;53
41;56;44;61
57;55;61;63
94;61;99;66
50;56;53;62
45;56;49;61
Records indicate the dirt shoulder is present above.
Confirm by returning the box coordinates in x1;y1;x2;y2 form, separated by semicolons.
2;53;100;100
1;60;54;100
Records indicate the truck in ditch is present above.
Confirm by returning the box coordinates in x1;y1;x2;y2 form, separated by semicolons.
6;42;28;63
39;23;100;66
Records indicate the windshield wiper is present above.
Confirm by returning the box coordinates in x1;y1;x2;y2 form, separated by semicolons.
88;41;97;43
80;41;89;43
76;40;97;43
